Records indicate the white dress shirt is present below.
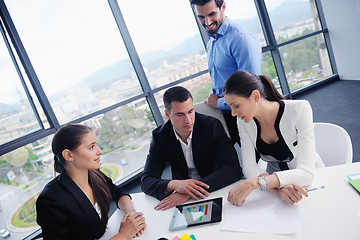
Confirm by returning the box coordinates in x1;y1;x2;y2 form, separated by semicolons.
173;128;201;180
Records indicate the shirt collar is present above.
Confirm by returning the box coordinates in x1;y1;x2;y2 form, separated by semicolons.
173;127;193;144
210;16;230;39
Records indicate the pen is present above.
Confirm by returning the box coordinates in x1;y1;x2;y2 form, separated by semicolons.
306;186;325;192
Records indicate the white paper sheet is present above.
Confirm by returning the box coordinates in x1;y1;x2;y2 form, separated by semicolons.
221;190;302;234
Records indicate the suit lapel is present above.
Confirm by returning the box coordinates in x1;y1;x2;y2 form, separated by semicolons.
58;171;101;238
164;120;190;178
191;114;201;169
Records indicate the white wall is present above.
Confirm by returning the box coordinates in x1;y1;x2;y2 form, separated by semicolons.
320;0;360;80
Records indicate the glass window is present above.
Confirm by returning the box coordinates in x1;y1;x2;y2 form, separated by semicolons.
5;0;143;125
261;52;283;95
0;100;155;238
0;135;53;239
225;0;266;46
265;0;321;44
0;34;42;145
154;73;212;121
118;0;208;89
279;34;332;92
81;100;156;183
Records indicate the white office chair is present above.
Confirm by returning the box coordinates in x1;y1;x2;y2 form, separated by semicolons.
193;102;230;138
314;122;353;167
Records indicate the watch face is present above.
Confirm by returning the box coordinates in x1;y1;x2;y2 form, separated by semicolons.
259;178;266;185
258;176;267;190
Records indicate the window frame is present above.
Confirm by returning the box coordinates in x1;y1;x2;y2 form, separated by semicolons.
0;0;338;238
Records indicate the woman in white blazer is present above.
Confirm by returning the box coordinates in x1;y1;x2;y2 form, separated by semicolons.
223;70;324;207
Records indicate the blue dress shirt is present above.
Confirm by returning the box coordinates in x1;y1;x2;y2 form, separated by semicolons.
207;17;262;110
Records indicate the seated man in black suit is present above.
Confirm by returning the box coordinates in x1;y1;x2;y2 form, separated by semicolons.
141;86;242;210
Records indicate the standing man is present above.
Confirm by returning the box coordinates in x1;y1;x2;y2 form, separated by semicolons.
141;86;242;210
190;0;262;146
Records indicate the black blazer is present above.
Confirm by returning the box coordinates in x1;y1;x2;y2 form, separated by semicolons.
141;112;242;200
36;170;128;240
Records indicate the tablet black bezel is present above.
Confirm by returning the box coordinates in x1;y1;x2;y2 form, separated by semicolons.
168;197;223;231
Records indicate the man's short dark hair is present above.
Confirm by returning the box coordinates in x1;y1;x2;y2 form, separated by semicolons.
190;0;224;8
163;86;193;112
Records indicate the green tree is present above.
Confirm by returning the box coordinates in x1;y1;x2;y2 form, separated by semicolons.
144;107;154;123
192;82;211;104
281;36;319;73
261;52;277;79
97;115;123;150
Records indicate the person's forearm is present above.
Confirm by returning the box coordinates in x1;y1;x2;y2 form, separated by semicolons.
253;173;281;189
117;195;136;214
166;180;179;192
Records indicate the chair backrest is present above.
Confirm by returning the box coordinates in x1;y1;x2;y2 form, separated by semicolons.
193;102;230;138
313;122;353;167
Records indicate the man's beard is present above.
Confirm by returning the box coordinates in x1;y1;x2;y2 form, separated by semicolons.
204;21;219;35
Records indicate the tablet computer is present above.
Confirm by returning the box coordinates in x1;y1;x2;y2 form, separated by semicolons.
168;197;222;231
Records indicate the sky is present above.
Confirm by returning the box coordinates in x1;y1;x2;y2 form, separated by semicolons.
226;0;289;18
0;0;290;104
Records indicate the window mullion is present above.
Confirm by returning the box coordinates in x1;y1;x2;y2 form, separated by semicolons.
107;0;164;126
0;19;44;130
254;0;291;98
313;0;338;74
0;0;60;129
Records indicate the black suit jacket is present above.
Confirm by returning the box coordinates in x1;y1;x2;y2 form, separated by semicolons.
36;170;128;240
141;112;242;200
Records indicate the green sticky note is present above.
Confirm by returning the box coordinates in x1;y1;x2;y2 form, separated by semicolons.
349;178;360;194
189;234;197;240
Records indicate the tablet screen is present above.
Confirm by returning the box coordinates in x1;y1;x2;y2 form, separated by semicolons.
168;197;222;231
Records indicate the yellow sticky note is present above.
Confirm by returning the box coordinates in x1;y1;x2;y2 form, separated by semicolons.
180;234;192;240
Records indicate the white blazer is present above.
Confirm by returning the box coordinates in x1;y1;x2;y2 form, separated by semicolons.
238;100;325;187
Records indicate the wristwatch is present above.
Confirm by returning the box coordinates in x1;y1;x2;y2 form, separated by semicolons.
257;176;268;191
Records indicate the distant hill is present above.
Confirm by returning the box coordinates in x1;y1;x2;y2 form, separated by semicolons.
233;0;313;35
268;0;313;30
167;34;205;57
82;34;205;91
60;0;314;95
82;59;134;91
0;103;16;114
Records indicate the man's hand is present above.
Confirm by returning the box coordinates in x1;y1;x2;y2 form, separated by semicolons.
154;192;190;211
168;179;210;200
268;184;307;205
204;93;220;109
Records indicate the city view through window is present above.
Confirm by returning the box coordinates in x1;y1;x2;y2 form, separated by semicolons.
0;0;333;238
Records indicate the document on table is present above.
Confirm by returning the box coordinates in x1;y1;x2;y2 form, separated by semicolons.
221;190;302;234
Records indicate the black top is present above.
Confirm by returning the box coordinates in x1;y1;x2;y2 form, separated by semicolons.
254;100;293;172
36;170;129;240
257;137;288;161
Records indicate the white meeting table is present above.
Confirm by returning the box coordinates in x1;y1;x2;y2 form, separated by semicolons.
102;163;360;240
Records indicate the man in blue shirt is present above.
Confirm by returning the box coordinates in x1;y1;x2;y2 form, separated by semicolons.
190;0;262;145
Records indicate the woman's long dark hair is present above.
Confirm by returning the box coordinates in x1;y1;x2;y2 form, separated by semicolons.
52;124;111;237
223;70;285;101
